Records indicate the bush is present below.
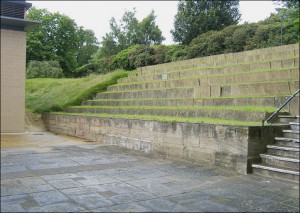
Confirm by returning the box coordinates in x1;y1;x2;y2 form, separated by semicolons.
164;44;187;62
26;60;64;78
74;63;99;77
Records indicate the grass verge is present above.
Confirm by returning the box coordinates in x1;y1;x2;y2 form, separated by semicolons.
68;105;279;113
52;112;262;126
26;70;128;113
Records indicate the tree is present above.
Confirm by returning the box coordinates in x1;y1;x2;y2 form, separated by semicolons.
27;8;99;77
97;9;165;58
77;27;99;67
171;0;241;45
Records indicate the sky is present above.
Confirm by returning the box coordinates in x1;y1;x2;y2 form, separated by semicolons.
27;1;279;45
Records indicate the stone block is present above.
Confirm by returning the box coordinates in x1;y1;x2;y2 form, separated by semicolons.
282;58;295;68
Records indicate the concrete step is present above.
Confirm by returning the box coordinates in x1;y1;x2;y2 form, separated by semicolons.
131;45;299;77
290;122;300;131
267;145;299;158
283;129;300;139
121;58;298;84
96;80;299;100
278;115;300;124
260;154;299;170
109;68;299;92
252;164;299;183
83;95;297;108
275;137;300;148
66;106;273;122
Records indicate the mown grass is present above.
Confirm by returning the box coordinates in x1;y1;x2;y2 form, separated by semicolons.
101;79;297;95
52;112;262;126
26;70;128;113
86;93;299;102
69;105;279;113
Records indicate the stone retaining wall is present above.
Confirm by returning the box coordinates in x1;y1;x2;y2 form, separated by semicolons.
42;114;284;174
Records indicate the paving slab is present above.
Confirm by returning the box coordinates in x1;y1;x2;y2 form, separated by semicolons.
1;131;299;212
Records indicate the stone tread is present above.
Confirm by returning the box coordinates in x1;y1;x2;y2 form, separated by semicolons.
135;45;299;74
282;130;300;134
279;115;300;119
260;154;300;163
252;164;300;175
290;122;300;125
132;55;298;78
275;137;300;143
266;145;299;152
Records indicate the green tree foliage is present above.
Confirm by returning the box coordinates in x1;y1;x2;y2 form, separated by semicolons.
171;0;241;45
77;27;99;67
26;7;98;77
26;61;64;78
97;9;165;59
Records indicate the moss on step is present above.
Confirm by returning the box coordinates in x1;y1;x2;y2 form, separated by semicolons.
69;105;279;113
52;112;262;126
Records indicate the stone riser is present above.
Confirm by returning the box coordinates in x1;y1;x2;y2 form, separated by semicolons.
252;167;299;183
290;123;300;131
97;81;299;100
122;58;298;84
267;148;299;158
83;96;299;117
110;68;299;92
278;115;299;123
66;107;269;122
42;113;285;175
261;155;299;170
275;140;299;148
131;45;299;77
283;132;300;139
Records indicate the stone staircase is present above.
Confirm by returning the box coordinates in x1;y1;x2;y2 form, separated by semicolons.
252;115;300;183
43;44;300;176
67;43;300;124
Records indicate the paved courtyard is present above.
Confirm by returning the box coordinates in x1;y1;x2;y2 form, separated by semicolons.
1;131;299;212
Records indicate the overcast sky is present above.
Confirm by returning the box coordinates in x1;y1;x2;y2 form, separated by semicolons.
27;1;278;45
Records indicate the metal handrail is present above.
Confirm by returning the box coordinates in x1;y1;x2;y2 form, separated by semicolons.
262;88;300;126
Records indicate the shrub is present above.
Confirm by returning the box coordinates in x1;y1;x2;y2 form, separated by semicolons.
74;63;99;77
164;44;187;62
26;60;64;78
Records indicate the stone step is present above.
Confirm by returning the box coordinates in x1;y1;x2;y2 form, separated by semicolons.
278;115;300;124
267;145;299;158
290;122;300;131
121;57;298;84
252;164;299;183
260;154;299;170
83;95;297;109
109;68;299;92
96;81;299;100
66;106;273;122
275;137;300;148
131;45;299;77
283;129;300;139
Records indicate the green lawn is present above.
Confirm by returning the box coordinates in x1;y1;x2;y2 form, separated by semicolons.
25;70;128;113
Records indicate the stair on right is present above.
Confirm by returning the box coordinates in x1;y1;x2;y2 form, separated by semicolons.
252;115;300;183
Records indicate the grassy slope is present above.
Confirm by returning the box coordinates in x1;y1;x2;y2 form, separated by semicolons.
26;70;128;113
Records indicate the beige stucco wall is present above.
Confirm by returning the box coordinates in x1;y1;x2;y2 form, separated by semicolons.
1;29;26;133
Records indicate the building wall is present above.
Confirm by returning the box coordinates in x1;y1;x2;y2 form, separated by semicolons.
1;29;26;133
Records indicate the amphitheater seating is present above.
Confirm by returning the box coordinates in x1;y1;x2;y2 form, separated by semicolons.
44;44;299;181
67;44;299;125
